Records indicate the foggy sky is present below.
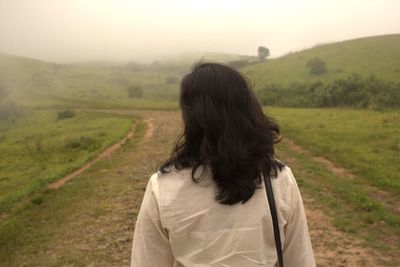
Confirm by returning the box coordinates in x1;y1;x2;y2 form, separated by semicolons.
1;0;399;63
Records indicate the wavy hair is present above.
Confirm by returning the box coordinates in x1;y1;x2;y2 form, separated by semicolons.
160;62;284;205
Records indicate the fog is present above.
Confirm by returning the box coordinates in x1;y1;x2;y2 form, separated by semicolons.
1;0;399;63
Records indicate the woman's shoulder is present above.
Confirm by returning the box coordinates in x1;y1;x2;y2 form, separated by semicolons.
152;165;211;181
149;165;212;191
275;164;297;186
271;164;301;207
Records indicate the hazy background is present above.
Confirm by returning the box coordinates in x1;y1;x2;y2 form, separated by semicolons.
1;0;400;63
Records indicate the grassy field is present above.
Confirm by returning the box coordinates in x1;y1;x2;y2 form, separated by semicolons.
267;107;400;255
0;110;150;267
242;34;400;88
0;110;134;214
267;107;400;194
0;110;398;266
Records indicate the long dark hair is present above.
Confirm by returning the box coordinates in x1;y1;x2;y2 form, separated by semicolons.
160;62;284;205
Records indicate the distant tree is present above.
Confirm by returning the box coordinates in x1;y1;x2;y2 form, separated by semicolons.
257;46;270;61
57;109;76;120
306;58;327;75
165;76;178;84
127;84;143;98
0;85;21;120
52;63;62;74
0;84;7;102
125;61;146;71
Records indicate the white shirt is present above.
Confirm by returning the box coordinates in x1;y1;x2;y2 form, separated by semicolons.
131;165;315;267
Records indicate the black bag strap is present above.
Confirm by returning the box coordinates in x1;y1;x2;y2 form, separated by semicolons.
263;173;284;267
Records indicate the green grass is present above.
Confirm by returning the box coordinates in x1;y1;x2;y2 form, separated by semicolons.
0;110;153;267
276;141;400;264
267;107;400;263
266;107;400;194
243;34;400;89
0;110;134;214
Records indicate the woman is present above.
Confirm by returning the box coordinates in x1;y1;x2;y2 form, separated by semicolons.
131;62;315;267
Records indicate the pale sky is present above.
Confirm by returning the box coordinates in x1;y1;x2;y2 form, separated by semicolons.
0;0;399;63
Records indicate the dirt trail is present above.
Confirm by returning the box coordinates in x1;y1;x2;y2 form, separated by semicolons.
284;138;357;179
283;138;400;215
143;118;154;141
47;123;137;189
47;118;154;190
280;138;398;266
304;197;390;266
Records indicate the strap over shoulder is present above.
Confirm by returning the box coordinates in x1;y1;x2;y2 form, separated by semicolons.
262;172;284;267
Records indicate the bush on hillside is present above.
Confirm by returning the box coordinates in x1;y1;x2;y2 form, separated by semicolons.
126;84;143;98
165;76;178;84
306;58;327;75
127;84;143;98
0;84;7;102
257;75;400;109
64;136;99;151
0;101;21;120
0;84;21;120
57;110;76;120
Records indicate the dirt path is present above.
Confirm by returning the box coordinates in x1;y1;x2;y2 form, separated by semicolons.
283;138;400;215
304;196;389;266
280;138;398;266
143;118;154;141
47;123;137;189
284;139;356;179
48;117;155;190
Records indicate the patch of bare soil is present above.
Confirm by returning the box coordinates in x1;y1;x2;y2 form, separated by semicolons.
283;138;357;179
304;197;390;266
143;119;154;142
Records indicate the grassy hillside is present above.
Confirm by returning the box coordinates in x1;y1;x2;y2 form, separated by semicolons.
0;51;256;110
242;34;400;88
0;53;181;109
2;35;399;109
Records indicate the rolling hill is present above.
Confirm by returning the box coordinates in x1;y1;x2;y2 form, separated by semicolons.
0;53;181;109
0;51;256;109
1;34;399;109
242;34;400;89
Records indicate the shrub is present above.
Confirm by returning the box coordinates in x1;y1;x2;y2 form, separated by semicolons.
306;58;327;75
165;76;178;84
256;75;400;109
65;136;99;151
30;195;44;205
0;101;21;120
127;84;143;98
57;110;76;120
